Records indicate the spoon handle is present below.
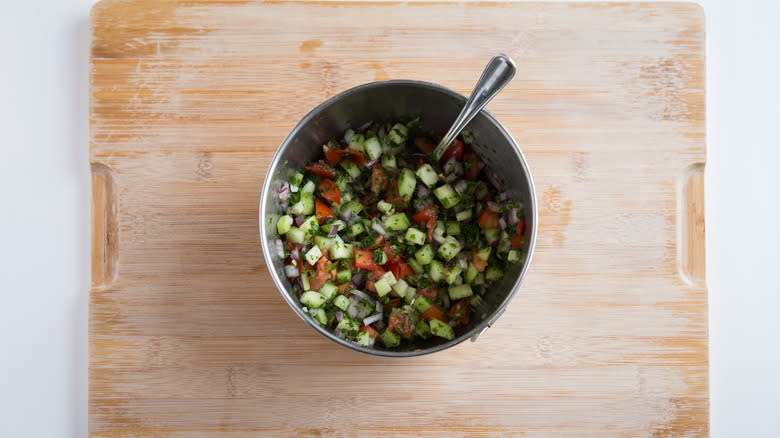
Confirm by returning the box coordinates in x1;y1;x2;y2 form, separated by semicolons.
433;54;517;161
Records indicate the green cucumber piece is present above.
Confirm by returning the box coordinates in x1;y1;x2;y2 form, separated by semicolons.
455;209;472;222
381;154;397;169
333;294;350;311
380;329;401;347
429;318;454;340
382;213;410;232
377;200;395;215
476;247;492;261
433;184;460;209
349;133;365;152
398;169;416;201
318;281;338;300
413;296;433;313
300;291;326;308
336;269;352;284
414;244;434;265
347;222;365;238
428;260;445;282
330;242;353;260
364;136;383;160
388;123;409;145
485;266;503;281
276;215;293;235
448;284;473;300
415;320;432;339
286;227;305;244
444;266;462;285
437;236;462;261
304;245;322;266
445;221;460;236
405;227;426;245
407;258;425;274
415;164;439;188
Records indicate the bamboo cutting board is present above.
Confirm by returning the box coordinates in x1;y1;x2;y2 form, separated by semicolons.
89;1;707;436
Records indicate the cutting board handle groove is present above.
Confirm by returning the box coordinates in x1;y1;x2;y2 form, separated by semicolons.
91;162;118;290
678;162;706;287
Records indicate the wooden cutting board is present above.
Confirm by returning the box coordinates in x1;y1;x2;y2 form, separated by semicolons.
89;1;707;436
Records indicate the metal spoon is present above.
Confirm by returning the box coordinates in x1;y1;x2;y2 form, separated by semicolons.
432;54;517;161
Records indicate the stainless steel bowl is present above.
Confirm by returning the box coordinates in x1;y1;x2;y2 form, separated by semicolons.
260;80;537;356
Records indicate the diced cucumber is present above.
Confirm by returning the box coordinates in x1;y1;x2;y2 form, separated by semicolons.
286;227;305;244
364;136;383;160
377;200;395;215
485;266;503;281
483;227;500;243
476;247;492;261
437;236;462;261
318;281;338;300
301;180;316;194
373;249;388;265
433;184;460;209
342;201;364;216
379;271;397;286
475;182;488;200
448;284;473;300
313;308;327;325
336;317;360;336
380;329;401;347
433;221;445;241
304;245;322;265
414;245;434;265
414;296;433;313
388;122;409;145
507;250;521;263
461;128;474;144
374;279;392;297
429;260;445;282
404;287;416;304
300;291;326;308
391;279;409;298
330;242;353;260
333;294;350;311
445;266;463;284
300;271;310;290
276;215;293;235
465;262;479;284
470;295;483;309
340;161;361;179
405;227;426;245
415;320;432;339
473;272;485;286
429;318;454;340
407;258;425;274
357;330;375;347
299;215;319;236
497;233;512;255
291;192;315;216
445;221;460;236
455;209;472;222
398;169;416;201
349;133;365;152
381;154;397;169
347;222;365;238
336;269;352;284
291;172;304;187
314;236;334;251
382;213;410;232
416;164;439;188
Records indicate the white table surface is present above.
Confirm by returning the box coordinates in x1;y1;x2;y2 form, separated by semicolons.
1;0;778;436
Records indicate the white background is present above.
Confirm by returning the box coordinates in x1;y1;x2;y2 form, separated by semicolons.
1;0;778;436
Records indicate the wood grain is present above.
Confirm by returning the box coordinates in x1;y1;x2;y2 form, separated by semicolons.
89;1;707;436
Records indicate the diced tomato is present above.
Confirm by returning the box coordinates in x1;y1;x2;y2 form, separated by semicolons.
388;308;414;337
284;240;299;253
316;256;336;279
477;210;498;228
412;207;437;241
355;249;378;271
366;280;376;293
472;252;488;272
383;297;402;314
365;234;384;250
448;298;471;325
337;282;351;295
324;147;342;165
510;219;526;248
441;138;464;162
318;179;341;205
413;137;436;154
464;152;480;181
385;178;406;208
417;286;438;299
315;198;336;224
420;305;448;323
382;242;400;264
387;260;414;279
370;266;386;280
359;325;379;339
305;161;337;178
309;264;333;291
370;165;388;194
344;149;366;166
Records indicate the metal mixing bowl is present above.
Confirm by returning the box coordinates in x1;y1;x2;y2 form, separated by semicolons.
259;80;537;356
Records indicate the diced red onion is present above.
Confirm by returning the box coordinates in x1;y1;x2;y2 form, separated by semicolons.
489;238;499;247
279;184;291;201
352;270;365;287
284;265;299;278
351;341;361;347
274;239;285;259
360;121;371;130
335;311;343;322
498;217;507;230
335;328;342;337
344;128;355;144
329;224;339;237
363;313;383;326
508;208;521;225
416;185;429;198
498;191;511;201
487;201;502;212
366;159;378;168
290;248;300;261
351;289;375;304
371;221;387;236
294;215;304;226
340;207;353;221
443;156;457;174
378;125;386;141
454;180;468;194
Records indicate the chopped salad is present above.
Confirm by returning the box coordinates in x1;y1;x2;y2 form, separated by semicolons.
273;120;526;349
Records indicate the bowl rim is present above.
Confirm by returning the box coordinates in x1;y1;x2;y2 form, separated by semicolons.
259;79;537;357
